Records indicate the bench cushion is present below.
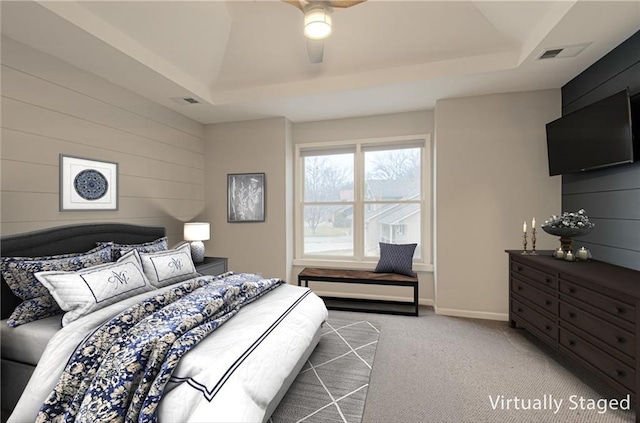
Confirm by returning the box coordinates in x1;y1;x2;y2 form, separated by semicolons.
298;268;417;283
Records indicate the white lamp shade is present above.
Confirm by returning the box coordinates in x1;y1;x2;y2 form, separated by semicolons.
304;8;332;40
184;222;210;241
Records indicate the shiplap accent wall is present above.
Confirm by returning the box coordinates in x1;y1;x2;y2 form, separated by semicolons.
560;30;640;271
1;37;206;244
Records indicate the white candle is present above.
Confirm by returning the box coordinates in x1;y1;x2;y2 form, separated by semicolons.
532;217;536;229
523;221;527;233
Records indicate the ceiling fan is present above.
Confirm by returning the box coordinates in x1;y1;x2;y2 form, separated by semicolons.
283;0;367;64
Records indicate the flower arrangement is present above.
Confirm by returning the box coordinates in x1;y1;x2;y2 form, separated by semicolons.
542;209;595;230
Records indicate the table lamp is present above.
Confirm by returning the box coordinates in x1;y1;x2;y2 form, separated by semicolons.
183;222;210;263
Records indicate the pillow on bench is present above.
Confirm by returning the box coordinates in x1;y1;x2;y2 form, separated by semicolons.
374;242;417;277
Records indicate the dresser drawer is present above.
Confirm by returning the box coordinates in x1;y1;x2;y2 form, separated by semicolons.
511;260;557;291
560;303;635;358
512;298;557;342
560;279;635;324
560;329;635;393
511;277;556;317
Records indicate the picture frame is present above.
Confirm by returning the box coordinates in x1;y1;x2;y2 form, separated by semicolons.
60;154;118;211
227;173;265;223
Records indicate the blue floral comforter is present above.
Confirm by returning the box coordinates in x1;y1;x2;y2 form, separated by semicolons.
35;273;282;423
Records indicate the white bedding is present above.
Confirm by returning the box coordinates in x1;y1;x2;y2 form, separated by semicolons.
9;282;328;423
0;315;62;365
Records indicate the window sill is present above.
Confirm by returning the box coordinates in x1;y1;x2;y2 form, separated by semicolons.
292;258;433;273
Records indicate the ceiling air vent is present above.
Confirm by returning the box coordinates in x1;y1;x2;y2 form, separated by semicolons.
169;97;201;106
540;48;563;59
537;43;591;60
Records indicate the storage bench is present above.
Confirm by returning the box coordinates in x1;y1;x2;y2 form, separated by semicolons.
298;267;419;316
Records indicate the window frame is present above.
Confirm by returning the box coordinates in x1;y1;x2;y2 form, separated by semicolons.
293;134;432;272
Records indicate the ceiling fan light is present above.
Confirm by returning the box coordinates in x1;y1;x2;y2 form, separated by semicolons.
304;9;332;40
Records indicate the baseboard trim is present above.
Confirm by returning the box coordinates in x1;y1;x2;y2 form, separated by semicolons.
434;306;508;321
308;289;506;320
311;290;434;307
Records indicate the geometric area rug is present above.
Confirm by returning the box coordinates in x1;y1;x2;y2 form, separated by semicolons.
269;317;380;423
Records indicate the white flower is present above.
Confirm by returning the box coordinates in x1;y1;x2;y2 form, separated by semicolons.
542;209;594;230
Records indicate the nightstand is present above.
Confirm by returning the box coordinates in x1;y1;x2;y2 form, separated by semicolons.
195;257;228;277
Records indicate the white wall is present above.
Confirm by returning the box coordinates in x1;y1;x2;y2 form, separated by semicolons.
204;117;292;281
293;110;436;304
434;90;562;320
1;37;205;244
293;110;434;144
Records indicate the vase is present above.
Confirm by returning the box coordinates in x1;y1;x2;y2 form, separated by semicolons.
542;226;593;252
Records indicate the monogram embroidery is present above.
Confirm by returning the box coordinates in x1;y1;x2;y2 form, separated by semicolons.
108;271;129;287
168;257;183;272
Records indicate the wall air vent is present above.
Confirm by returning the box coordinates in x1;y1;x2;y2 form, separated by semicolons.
537;43;591;60
169;97;201;106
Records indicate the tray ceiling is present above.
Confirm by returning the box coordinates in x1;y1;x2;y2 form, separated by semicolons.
2;1;639;123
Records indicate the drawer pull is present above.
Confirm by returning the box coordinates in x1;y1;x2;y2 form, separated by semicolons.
517;307;523;313
616;337;626;344
616;307;626;314
545;278;552;284
545;325;552;331
545;300;552;306
568;312;577;318
569;340;577;346
615;370;626;378
517;286;523;291
517;266;523;271
568;287;577;294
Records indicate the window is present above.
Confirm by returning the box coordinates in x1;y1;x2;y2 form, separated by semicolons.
303;152;354;257
295;136;431;266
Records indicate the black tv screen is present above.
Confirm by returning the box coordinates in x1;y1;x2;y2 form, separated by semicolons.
546;89;634;176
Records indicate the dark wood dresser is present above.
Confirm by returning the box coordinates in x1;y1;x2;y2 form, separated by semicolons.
506;250;640;420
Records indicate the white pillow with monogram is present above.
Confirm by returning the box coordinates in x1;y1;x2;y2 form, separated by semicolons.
35;250;153;326
139;243;199;288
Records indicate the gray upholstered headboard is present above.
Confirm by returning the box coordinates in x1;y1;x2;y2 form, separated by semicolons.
0;223;166;320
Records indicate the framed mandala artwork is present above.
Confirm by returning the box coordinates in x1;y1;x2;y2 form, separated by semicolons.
60;155;118;211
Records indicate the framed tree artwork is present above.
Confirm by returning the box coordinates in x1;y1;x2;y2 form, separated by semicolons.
227;173;265;223
60;155;118;211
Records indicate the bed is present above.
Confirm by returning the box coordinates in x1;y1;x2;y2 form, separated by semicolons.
1;223;327;422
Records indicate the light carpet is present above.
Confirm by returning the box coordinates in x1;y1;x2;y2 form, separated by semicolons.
333;307;635;423
269;317;380;423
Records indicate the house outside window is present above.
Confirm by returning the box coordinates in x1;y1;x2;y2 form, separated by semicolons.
295;135;431;269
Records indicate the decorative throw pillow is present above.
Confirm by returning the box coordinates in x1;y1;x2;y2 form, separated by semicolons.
139;243;199;288
97;236;168;261
374;242;417;277
2;245;113;327
35;250;153;326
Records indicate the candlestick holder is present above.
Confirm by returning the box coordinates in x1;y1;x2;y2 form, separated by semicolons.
521;231;528;255
530;227;538;255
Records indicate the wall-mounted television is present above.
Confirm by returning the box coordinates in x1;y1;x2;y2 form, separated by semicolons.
546;89;635;176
